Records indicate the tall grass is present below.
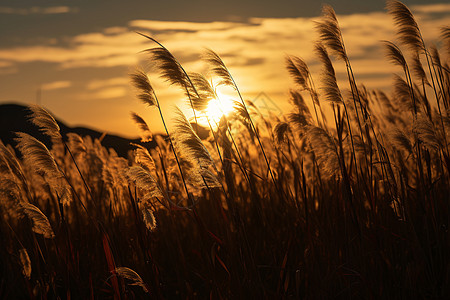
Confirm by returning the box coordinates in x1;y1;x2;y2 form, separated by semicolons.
1;1;449;298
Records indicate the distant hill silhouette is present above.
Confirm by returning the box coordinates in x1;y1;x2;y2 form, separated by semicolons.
0;103;158;158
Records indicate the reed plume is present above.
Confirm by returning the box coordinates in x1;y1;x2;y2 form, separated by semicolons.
27;105;62;141
382;41;407;71
386;0;424;52
130;69;158;107
203;49;234;87
172;106;214;169
14;132;62;178
131;112;153;142
285;55;309;90
188;72;216;111
127;165;163;200
413;114;440;149
314;5;346;61
306;126;340;177
315;43;343;104
114;267;149;293
19;248;31;279
66;133;87;157
132;143;156;172
141;204;157;231
389;128;413;153
20;202;55;238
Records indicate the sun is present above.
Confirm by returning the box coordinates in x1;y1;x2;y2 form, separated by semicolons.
201;93;235;127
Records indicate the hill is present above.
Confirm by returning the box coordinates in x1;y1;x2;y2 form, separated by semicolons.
0;103;157;157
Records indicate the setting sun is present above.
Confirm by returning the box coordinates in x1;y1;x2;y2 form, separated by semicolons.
199;93;236;127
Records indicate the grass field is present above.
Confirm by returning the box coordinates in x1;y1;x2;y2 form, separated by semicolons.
1;1;449;298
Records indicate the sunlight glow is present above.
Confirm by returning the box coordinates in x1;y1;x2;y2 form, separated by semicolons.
201;93;235;128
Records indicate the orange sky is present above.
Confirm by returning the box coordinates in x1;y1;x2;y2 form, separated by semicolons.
0;3;449;137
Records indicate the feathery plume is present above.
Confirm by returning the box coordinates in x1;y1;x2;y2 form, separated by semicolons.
130;69;158;107
203;49;234;88
146;46;190;90
411;54;429;85
306;126;340;177
67;133;87;157
20;202;55;238
382;41;407;70
27;105;62;141
389;128;413;153
286;56;310;89
131;112;153;142
188;72;216;111
315;43;343;104
386;0;424;52
290;90;312;116
442;26;450;51
19;248;31;279
15;132;62;178
131;143;156;172
114;267;149;293
315;5;346;61
413;114;440;149
141;205;157;231
172;106;214;169
187;167;221;190
127;165;163;200
274;122;291;144
0;140;26;181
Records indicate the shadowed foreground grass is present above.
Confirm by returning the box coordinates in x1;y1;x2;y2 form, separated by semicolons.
1;1;450;298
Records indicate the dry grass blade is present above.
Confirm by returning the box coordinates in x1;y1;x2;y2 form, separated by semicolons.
386;0;424;52
115;267;149;293
203;49;234;87
28;105;61;141
14;132;62;178
19;248;31;279
20;202;55;238
315;5;346;61
131;112;153;142
130;69;158;107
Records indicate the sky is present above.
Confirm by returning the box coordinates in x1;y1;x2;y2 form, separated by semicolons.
0;0;449;137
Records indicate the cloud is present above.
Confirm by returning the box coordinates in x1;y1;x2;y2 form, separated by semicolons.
0;6;78;15
41;81;71;91
87;77;130;90
130;20;246;32
411;3;450;14
89;87;127;99
0;3;449;136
